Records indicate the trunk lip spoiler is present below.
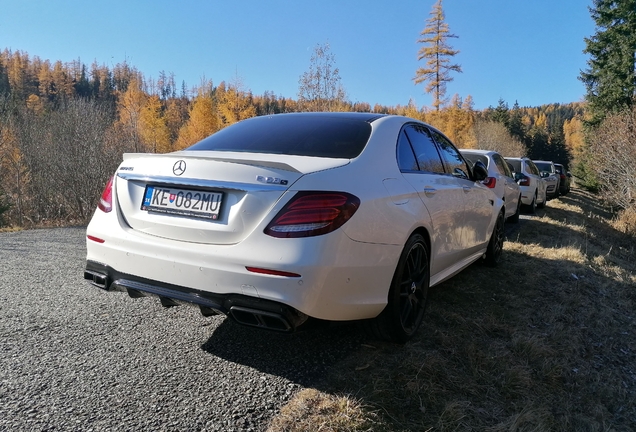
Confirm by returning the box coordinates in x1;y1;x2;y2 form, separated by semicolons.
116;173;289;192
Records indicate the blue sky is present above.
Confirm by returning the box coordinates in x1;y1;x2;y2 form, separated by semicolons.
0;0;594;110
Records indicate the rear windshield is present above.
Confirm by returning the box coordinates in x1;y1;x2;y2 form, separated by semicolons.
462;153;489;168
507;159;521;173
535;162;552;173
187;114;372;159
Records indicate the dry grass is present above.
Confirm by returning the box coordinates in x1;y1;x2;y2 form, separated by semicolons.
611;206;636;237
267;187;636;431
266;388;381;432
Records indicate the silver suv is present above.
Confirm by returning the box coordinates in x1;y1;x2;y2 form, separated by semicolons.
533;160;561;199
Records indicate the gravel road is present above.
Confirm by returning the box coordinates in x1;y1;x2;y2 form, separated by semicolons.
0;227;366;431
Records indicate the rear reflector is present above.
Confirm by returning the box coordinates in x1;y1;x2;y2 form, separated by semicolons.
246;267;301;278
265;191;360;238
87;235;105;243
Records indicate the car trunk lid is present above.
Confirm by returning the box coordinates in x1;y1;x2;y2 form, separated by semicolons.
114;151;348;245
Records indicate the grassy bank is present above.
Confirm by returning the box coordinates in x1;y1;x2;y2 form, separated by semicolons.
268;187;636;431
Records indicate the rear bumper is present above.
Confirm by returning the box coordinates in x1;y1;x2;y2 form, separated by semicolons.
85;207;400;323
518;186;535;205
85;260;307;332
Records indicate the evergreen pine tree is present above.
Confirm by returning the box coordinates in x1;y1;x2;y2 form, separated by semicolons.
579;0;636;123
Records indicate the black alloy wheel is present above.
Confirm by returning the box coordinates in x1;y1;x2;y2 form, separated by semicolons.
484;211;505;267
370;234;430;343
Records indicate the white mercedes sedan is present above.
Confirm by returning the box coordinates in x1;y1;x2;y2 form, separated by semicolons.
84;113;505;342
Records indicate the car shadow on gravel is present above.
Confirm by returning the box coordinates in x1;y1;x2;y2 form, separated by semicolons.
200;318;369;387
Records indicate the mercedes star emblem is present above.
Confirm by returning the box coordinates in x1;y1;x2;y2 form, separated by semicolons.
173;160;186;176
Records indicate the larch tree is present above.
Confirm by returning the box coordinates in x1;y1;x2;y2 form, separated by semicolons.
580;0;636;124
139;95;171;153
414;0;462;111
216;79;256;127
175;90;218;150
116;79;147;152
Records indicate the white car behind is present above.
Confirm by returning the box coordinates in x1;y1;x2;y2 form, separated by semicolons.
533;160;561;199
460;149;522;223
505;157;547;212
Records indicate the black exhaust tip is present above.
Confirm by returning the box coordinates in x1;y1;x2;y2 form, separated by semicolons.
229;306;293;332
84;270;108;290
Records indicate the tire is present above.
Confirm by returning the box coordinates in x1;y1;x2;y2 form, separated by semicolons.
537;194;546;209
509;195;521;223
531;193;537;213
483;211;505;267
366;234;430;343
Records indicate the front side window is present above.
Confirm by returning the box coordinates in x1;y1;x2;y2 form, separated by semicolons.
402;125;445;174
430;131;470;179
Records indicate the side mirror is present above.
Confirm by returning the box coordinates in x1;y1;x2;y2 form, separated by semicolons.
472;161;488;181
514;172;523;181
540;172;549;178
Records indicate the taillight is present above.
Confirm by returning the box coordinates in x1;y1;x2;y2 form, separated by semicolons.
97;176;114;213
517;174;531;186
264;191;360;238
482;177;497;188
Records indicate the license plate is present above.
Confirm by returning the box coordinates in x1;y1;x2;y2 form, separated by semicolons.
141;186;223;220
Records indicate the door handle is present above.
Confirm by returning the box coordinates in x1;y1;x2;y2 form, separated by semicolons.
423;187;436;196
463;186;471;193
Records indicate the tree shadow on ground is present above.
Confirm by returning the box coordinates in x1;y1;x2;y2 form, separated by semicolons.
199;187;636;430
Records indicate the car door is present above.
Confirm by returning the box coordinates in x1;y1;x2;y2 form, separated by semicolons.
430;130;494;252
396;124;466;276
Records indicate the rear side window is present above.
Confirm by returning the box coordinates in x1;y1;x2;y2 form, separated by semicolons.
397;131;419;171
188;115;372;159
535;162;553;173
401;125;445;174
462;153;489;169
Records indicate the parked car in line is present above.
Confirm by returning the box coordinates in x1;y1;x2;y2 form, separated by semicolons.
460;149;522;223
504;157;547;213
533;160;561;199
554;163;571;195
84;112;505;343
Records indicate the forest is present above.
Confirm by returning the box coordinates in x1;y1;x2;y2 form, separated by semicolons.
0;48;585;227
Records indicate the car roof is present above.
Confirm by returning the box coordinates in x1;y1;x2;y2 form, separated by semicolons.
459;149;499;156
261;112;388;123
